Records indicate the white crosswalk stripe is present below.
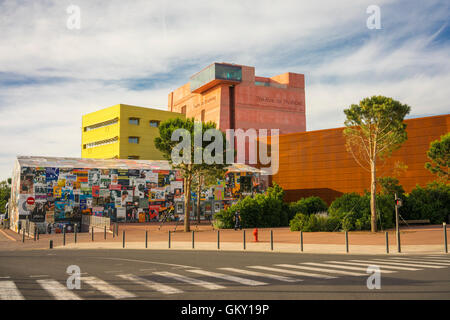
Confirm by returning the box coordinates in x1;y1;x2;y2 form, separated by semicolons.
248;266;336;279
327;260;421;271
154;271;225;290
187;269;267;286
219;268;301;283
81;276;136;299
276;264;366;276
37;279;82;300
362;259;445;269
0;281;24;300
303;262;396;274
388;258;450;266
116;274;182;295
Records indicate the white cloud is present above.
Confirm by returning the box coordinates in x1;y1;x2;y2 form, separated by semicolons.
0;0;449;180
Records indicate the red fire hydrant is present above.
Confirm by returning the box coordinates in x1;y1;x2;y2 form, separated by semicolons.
253;228;258;242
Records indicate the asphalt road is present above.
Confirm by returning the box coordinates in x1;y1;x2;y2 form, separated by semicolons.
0;249;449;300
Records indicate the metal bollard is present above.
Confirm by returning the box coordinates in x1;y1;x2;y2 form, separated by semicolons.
397;228;401;253
104;225;106;240
145;230;148;249
91;227;94;242
49;240;53;249
243;230;246;250
444;223;448;254
168;231;171;249
345;231;349;253
37;229;39;241
385;232;389;254
270;230;273;251
22;228;25;243
123;230;125;248
192;231;194;249
300;231;303;252
63;227;66;246
217;230;220;250
74;225;77;243
34;227;36;241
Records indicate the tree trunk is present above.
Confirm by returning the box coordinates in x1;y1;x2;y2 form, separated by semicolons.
184;175;191;232
370;159;377;232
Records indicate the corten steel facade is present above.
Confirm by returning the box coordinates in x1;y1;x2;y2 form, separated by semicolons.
82;104;185;160
168;63;306;134
271;114;450;204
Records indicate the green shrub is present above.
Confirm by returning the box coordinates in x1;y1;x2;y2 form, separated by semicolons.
328;192;395;231
401;182;450;223
214;183;289;228
289;213;340;232
288;196;328;220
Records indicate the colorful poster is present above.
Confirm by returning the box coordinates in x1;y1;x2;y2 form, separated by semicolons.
92;186;100;198
151;188;165;201
148;205;160;220
46;168;59;182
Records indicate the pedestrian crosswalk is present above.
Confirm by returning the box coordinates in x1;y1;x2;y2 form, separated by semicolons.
0;255;448;300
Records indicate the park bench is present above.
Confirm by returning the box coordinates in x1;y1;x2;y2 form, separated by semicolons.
399;219;431;225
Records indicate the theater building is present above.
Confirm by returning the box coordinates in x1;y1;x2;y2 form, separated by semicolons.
168;62;306;134
271;114;450;204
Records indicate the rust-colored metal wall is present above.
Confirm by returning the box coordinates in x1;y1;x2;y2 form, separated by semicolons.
273;114;450;204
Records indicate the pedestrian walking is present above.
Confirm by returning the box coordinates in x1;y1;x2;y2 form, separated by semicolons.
234;210;242;231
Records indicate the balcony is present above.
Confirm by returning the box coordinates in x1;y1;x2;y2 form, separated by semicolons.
190;63;242;93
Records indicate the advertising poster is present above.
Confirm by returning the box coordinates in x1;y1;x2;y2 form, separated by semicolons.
20;174;34;194
92;185;100;198
89;170;101;186
170;181;183;193
46;167;59;182
148;205;160;220
117;208;126;220
151;188;165;201
74;169;88;183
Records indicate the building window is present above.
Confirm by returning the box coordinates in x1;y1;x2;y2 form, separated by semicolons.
181;106;186;115
149;120;160;128
128;136;139;144
84;118;118;131
129;117;140;125
201;110;205;122
127;155;139;159
84;136;119;149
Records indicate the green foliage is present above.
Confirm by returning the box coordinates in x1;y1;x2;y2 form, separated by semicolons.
328;192;394;231
213;183;289;228
425;133;450;182
378;176;405;197
400;182;450;223
0;179;11;214
289;213;340;232
288;196;328;220
343;95;411;232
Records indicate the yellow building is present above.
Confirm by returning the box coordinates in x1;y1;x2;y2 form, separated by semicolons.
82;104;184;160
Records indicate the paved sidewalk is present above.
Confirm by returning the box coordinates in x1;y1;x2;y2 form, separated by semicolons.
0;223;448;255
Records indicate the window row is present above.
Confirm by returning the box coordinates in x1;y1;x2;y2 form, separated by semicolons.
129;117;160;127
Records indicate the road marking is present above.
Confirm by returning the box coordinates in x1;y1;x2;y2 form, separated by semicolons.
116;274;182;295
0;229;16;241
366;259;445;269
154;271;225;290
186;269;267;286
276;264;366;276
388;258;450;266
219;267;301;283
327;261;421;271
0;281;24;300
81;276;136;299
248;266;336;279
29;275;49;278
303;262;396;274
104;270;123;273
37;279;82;300
98;257;193;269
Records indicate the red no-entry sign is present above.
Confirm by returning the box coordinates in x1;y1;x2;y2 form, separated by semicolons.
26;197;35;205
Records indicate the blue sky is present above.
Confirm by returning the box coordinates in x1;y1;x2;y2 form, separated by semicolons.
0;0;449;180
